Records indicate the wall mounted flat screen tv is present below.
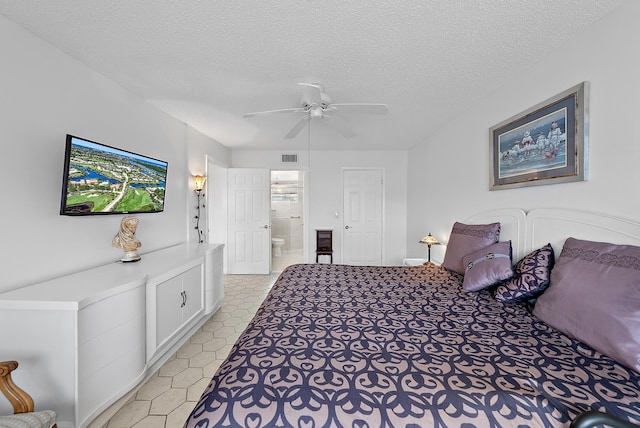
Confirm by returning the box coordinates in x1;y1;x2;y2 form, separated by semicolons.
60;134;168;215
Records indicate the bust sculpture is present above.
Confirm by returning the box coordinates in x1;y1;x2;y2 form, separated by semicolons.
112;216;142;262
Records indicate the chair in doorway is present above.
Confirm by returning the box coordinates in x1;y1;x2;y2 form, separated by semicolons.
0;361;57;428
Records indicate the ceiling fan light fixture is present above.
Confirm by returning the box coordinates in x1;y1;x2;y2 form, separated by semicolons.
310;106;323;118
244;83;388;139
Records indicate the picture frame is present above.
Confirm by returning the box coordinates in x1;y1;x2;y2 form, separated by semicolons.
489;82;588;190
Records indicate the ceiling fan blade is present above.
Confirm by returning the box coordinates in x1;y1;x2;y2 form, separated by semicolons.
330;103;389;115
284;114;310;139
243;107;305;118
324;114;357;139
297;83;324;106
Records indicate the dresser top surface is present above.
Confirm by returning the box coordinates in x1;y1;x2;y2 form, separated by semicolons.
0;243;223;310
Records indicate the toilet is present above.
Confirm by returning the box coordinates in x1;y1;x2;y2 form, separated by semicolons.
271;238;285;257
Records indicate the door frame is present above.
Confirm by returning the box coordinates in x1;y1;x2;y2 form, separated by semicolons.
206;155;229;272
269;168;310;266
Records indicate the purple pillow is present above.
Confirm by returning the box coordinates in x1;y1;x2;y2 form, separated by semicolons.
533;238;640;373
442;222;501;274
462;241;513;292
494;244;555;303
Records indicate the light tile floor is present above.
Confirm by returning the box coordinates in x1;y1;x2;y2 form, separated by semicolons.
103;273;278;428
100;249;306;428
272;249;304;273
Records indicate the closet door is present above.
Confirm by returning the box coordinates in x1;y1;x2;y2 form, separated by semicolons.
342;168;383;265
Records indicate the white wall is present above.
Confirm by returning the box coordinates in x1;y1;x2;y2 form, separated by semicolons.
187;128;231;245
232;150;408;265
4;0;634;289
0;15;229;292
406;0;640;263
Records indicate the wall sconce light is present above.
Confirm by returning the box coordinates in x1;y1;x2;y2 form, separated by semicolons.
419;233;440;264
194;175;206;192
193;175;206;243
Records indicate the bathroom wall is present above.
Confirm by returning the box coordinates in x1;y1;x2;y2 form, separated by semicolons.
271;170;304;253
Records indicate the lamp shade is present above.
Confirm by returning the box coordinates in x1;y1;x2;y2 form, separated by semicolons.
193;175;206;191
420;233;440;246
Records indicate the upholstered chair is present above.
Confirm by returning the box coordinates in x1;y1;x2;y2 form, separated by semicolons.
570;411;638;428
0;361;57;428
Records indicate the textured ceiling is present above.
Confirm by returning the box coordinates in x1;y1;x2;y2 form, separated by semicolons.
0;0;627;151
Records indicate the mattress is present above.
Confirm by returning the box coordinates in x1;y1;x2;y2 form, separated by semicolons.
185;263;640;427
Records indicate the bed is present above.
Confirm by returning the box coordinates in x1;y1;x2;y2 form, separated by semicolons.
185;208;640;428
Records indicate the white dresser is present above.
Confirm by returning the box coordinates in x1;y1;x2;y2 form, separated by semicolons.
0;243;224;428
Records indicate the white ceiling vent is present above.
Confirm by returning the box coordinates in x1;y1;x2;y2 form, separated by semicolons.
281;154;298;163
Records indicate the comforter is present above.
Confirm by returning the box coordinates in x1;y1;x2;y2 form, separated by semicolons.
185;263;640;427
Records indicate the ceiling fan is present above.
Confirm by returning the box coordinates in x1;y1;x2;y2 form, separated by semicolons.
243;83;389;139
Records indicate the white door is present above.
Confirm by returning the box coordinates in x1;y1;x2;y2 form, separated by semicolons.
343;169;383;265
228;168;270;274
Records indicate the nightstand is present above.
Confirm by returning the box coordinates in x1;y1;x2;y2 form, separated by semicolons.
402;258;428;266
316;229;333;263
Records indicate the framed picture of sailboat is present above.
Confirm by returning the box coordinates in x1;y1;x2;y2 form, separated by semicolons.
489;82;588;190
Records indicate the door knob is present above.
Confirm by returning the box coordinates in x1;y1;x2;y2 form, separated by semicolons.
345;225;351;229
262;225;269;229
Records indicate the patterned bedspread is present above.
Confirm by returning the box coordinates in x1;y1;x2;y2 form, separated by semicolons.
185;264;640;427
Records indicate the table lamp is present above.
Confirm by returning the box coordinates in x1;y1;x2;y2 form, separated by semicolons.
419;233;440;264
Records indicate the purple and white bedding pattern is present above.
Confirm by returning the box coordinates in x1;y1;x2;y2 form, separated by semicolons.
185;264;640;428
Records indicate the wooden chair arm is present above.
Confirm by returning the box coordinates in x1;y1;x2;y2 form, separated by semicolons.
0;361;35;414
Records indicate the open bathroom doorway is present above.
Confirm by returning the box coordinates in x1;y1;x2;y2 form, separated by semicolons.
271;170;306;272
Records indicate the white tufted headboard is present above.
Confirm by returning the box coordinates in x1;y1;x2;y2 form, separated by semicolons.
464;208;527;261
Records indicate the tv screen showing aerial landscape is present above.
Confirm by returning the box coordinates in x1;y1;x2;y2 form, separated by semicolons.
60;135;168;215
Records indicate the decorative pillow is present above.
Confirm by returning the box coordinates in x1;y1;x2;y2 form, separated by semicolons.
533;237;640;373
494;243;555;303
442;222;501;274
462;241;513;292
